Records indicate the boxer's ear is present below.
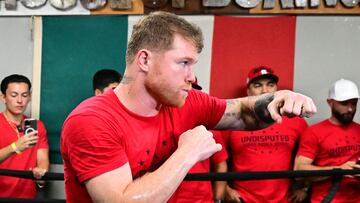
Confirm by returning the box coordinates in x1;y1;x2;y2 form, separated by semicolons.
137;49;151;72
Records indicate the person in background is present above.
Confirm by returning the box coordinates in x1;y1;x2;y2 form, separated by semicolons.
225;66;309;203
61;12;316;203
0;74;49;198
168;77;228;203
294;78;360;203
93;69;122;96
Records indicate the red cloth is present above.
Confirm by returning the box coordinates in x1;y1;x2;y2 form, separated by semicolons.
61;90;226;203
168;131;228;203
0;114;49;198
297;120;360;203
229;117;307;203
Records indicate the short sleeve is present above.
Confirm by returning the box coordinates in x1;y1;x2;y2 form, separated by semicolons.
186;90;226;129
297;128;318;160
62;114;128;182
37;120;49;149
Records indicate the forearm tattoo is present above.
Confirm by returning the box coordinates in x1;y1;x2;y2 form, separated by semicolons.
254;94;275;124
225;99;241;119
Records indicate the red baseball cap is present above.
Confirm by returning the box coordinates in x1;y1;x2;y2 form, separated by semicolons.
246;66;279;87
192;77;202;90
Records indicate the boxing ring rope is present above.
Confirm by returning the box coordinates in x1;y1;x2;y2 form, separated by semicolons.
0;169;64;180
184;168;360;181
0;198;65;203
0;168;359;203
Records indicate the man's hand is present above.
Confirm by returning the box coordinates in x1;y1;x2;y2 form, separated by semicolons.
338;161;360;178
15;131;39;152
267;90;317;123
224;185;242;203
32;167;47;188
216;90;316;131
32;167;47;179
289;188;308;203
355;160;360;178
178;125;222;164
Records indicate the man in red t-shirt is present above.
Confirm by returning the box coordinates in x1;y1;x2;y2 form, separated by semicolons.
295;78;360;203
61;12;317;203
0;74;49;198
225;66;309;203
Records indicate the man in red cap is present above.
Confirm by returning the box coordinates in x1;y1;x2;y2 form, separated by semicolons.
225;66;309;203
245;66;279;95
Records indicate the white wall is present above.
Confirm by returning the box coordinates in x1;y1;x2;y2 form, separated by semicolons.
0;17;33;116
294;16;360;124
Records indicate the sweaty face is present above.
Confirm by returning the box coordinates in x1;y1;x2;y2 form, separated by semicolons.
330;99;358;125
2;82;31;116
247;78;278;96
144;35;198;107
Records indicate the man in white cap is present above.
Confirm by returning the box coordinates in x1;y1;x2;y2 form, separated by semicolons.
295;78;360;202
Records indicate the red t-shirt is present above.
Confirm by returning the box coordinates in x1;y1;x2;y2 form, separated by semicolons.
167;131;228;203
229;117;307;203
297;119;360;203
61;90;226;203
0;113;49;198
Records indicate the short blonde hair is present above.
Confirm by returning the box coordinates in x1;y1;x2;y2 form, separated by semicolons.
126;11;204;64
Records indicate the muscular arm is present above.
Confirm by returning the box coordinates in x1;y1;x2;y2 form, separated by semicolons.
215;90;316;131
86;150;192;203
85;126;222;203
214;93;275;130
294;155;357;182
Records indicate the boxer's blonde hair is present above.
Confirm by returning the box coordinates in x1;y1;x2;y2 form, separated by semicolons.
126;11;204;64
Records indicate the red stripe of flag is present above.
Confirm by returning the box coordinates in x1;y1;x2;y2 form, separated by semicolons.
210;16;296;98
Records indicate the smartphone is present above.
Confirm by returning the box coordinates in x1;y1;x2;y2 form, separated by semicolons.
24;118;37;135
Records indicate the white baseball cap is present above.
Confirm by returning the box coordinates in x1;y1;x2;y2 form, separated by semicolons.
328;79;360;101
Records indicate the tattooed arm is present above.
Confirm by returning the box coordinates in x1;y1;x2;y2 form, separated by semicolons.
214;90;316;131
